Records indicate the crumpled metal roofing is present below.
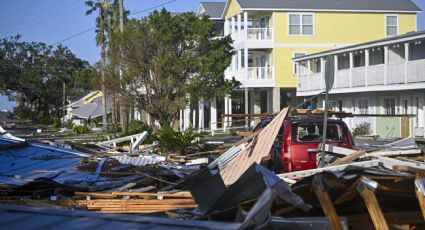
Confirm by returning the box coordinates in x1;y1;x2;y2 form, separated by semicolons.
111;155;165;166
0;138;141;191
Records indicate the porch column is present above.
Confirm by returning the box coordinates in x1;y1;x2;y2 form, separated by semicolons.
244;47;249;80
320;57;325;90
365;49;369;86
272;87;280;113
223;95;229;132
228;96;232;126
404;43;410;84
231;16;235;34
245;87;249;127
384;46;389;85
210;97;217;134
198;99;204;132
243;11;248;40
334;55;338;88
224;18;229;35
237;50;242;71
237;14;241;32
184;100;190;130
349;52;353;87
179;109;183;130
307;60;311;91
192;109;196;129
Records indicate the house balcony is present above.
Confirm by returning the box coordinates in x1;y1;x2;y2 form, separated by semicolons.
226;66;275;88
297;59;425;96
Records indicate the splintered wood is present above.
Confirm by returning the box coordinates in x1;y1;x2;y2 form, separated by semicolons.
220;107;289;186
74;191;196;214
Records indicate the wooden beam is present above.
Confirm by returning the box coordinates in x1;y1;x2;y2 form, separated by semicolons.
312;175;343;230
360;186;389;230
415;172;425;221
329;150;365;166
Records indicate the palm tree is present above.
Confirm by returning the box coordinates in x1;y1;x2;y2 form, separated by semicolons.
86;0;110;130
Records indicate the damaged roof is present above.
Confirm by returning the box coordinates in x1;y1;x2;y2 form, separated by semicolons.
0;138;140;191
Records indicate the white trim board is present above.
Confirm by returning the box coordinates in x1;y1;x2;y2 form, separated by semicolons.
275;43;352;48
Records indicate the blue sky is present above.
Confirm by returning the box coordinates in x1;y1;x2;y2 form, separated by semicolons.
1;0;425;110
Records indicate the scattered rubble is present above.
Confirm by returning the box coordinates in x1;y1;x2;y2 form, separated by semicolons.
1;106;425;229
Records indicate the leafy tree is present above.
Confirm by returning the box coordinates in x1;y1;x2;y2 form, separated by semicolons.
112;9;238;126
0;36;93;121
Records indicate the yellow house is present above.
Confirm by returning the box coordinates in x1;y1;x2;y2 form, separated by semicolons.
220;0;420;123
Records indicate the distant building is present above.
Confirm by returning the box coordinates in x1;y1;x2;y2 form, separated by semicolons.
293;31;425;138
65;91;112;125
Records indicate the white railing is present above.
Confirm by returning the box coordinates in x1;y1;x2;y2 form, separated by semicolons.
297;58;425;94
230;28;273;42
335;69;350;88
247;28;273;40
309;73;322;91
407;59;425;83
352;67;366;87
366;64;385;86
247;67;273;80
386;62;405;84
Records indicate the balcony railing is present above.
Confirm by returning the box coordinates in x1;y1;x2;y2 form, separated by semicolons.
226;66;274;87
297;59;425;93
247;67;273;79
247;28;273;40
230;28;273;42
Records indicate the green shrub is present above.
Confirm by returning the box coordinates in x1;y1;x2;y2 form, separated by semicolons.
159;124;200;155
107;123;121;133
125;120;158;144
353;122;371;136
72;125;90;134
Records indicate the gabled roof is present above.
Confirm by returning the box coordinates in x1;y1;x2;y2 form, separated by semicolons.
234;0;420;13
198;2;226;19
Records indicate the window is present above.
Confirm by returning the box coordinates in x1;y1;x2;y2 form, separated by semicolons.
359;100;369;114
384;98;396;115
289;13;314;35
295;123;343;143
403;99;408;114
328;101;337;111
386;15;398;37
293;52;306;74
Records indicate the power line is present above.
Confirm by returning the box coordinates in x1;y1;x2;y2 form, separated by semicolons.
49;0;178;46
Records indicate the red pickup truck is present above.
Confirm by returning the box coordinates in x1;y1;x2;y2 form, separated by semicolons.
279;118;354;173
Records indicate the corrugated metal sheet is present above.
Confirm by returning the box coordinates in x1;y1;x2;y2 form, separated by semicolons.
111;155;164;166
0;138;141;190
236;0;420;12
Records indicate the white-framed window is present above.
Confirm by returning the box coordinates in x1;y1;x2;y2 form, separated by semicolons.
359;99;369;114
383;97;396;115
328;101;337;111
289;13;314;36
293;52;307;74
386;15;398;37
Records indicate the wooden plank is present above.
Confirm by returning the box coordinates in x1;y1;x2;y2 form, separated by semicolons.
77;199;195;205
220;107;290;185
312;175;343;230
277;160;380;179
360;187;389;230
74;191;192;199
415;172;425;221
328;150;365;166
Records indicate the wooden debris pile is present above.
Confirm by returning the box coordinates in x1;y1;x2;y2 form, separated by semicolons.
74;191;197;214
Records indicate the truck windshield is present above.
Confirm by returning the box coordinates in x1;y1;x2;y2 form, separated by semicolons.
295;123;343;142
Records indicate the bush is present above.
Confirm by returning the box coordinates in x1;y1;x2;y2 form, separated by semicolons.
159;124;200;155
353;122;371;136
107;123;121;133
124;120;158;144
72;125;89;134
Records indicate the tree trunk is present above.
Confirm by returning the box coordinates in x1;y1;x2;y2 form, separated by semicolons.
118;0;128;132
62;81;66;120
101;44;108;130
112;88;117;124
